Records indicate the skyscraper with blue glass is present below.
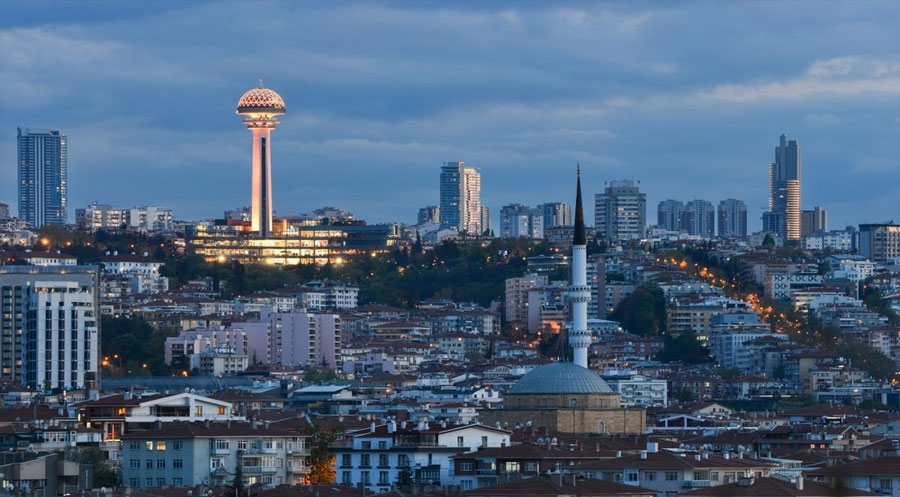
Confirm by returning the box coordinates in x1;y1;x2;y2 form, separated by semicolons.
17;127;68;228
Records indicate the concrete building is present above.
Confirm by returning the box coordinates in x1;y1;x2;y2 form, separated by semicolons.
801;206;827;237
539;202;572;229
244;309;342;369
0;265;99;390
505;274;546;325
802;229;854;251
859;223;900;263
75;202;126;231
121;419;310;488
17;127;68;228
718;199;748;239
595;180;646;241
418;205;439;225
128;205;174;231
333;421;510;493
683;200;715;238
500;204;543;239
657;200;684;232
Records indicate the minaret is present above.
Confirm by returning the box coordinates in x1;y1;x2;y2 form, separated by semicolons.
569;166;592;368
236;83;286;237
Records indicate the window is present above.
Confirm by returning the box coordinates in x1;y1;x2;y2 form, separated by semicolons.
481;436;488;447
665;472;679;481
130;479;139;488
146;459;153;469
146;441;154;451
398;454;410;467
218;406;226;415
341;454;352;467
379;471;389;484
129;442;140;450
646;471;657;481
361;471;370;484
157;478;165;487
157;460;166;469
540;397;549;407
215;440;229;450
710;472;719;481
628;473;638;482
379;454;389;467
195;406;203;417
173;478;183;487
146;478;153;488
570;398;578;407
130;459;140;469
457;436;465;447
341;471;352;484
360;454;370;467
362;441;371;449
461;461;473;471
378;440;387;449
173;459;183;469
211;458;224;469
694;471;702;481
237;440;248;450
173;441;183;450
156;441;166;451
462;480;473;490
525;462;538;472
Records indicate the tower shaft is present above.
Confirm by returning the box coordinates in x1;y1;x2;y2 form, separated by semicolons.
250;127;274;236
568;167;591;368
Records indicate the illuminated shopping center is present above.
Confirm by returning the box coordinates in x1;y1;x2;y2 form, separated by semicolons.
185;84;397;266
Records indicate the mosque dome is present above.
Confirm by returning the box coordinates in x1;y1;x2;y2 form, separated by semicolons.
508;362;614;395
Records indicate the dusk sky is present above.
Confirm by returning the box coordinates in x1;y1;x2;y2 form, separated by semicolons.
1;1;898;230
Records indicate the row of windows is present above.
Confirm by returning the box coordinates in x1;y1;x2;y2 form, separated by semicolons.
128;441;183;451
129;478;183;488
129;459;183;469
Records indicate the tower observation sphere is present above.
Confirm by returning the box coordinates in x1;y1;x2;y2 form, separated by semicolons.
236;84;286;237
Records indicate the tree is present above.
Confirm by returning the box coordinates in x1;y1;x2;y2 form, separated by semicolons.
464;350;484;363
611;284;667;336
305;425;339;484
230;452;245;496
656;331;713;364
761;233;775;247
397;468;413;486
677;387;694;403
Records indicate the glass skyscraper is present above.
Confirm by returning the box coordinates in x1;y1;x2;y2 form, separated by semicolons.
763;134;801;241
17;127;68;228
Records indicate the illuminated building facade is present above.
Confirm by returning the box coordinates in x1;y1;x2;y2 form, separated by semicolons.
763;134;802;242
185;219;394;266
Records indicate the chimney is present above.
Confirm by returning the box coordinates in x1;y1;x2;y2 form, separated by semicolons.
640;451;647;460
724;452;730;460
695;454;701;461
796;477;804;491
703;453;709;460
616;450;622;458
388;420;397;433
646;442;658;453
401;421;407;429
370;422;376;433
264;421;270;429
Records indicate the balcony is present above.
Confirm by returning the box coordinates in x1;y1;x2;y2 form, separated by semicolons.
683;480;712;488
244;446;278;454
287;464;306;474
212;447;231;455
242;466;278;474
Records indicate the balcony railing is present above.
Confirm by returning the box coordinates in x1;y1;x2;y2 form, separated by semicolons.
683;480;712;488
242;466;278;473
212;447;230;455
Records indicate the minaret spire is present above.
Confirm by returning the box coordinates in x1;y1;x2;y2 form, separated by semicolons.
574;164;586;246
569;164;591;368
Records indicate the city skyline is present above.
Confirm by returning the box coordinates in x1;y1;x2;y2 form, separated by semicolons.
1;2;899;230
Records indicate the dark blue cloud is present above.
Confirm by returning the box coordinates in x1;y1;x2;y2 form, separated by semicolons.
0;1;898;229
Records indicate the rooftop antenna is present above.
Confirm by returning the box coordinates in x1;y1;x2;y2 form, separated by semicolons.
258;78;264;88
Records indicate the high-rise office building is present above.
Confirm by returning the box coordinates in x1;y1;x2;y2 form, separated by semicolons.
718;199;747;239
657;200;684;231
682;200;715;238
539;202;572;229
858;224;900;263
418;206;440;225
439;161;482;234
594;180;646;241
801;206;827;237
0;265;100;390
17;127;68;228
763;134;801;241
